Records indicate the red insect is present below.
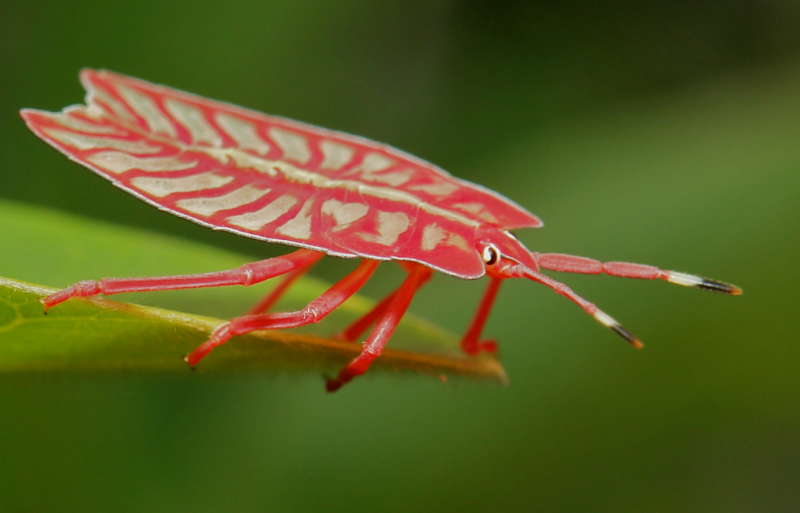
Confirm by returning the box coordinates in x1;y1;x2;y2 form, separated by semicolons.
21;70;741;391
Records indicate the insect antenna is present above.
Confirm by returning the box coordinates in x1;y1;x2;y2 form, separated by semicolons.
519;266;644;348
533;253;742;295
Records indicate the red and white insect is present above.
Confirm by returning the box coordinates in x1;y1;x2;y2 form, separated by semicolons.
21;70;741;391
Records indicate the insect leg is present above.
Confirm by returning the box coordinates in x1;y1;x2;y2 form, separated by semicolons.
336;264;433;343
246;258;319;315
325;263;429;392
534;253;741;295
337;290;398;343
41;249;325;310
185;259;380;365
460;276;504;355
520;266;644;349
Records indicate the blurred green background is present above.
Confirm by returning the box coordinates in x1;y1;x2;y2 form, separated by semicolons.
1;1;799;511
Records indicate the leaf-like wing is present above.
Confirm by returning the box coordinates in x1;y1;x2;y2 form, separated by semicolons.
21;70;542;278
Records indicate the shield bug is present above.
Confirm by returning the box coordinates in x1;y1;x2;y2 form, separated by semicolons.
21;70;741;391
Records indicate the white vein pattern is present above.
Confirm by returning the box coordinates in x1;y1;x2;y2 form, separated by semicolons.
239;159;479;229
421;224;469;251
366;168;414;186
421;224;447;251
117;85;177;137
89;86;135;121
164;99;223;147
175;185;269;217
86;151;197;174
452;202;499;223
319;140;355;171
41;127;161;154
226;194;299;231
52;111;123;134
321;199;369;228
446;233;470;251
214;113;271;155
347;152;394;176
276;199;314;239
408;181;459;196
359;211;410;246
130;172;233;198
268;127;311;165
346;152;414;186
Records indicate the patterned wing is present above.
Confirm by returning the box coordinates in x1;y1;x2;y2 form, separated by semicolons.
21;70;542;278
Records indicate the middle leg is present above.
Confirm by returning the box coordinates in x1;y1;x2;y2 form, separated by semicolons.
326;263;429;392
336;264;433;343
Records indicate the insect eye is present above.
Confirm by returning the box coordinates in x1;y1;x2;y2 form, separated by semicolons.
482;244;500;266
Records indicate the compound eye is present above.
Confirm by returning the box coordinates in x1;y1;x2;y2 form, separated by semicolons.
482;244;500;266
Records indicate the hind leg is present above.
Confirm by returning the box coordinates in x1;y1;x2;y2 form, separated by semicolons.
42;249;325;310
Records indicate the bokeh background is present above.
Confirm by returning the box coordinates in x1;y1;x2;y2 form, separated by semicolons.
1;1;799;511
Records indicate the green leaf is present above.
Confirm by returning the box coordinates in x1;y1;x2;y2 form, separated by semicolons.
0;200;504;382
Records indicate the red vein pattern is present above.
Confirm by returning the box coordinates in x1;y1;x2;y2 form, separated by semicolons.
21;70;542;279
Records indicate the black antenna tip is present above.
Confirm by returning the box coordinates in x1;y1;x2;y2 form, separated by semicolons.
594;310;644;349
697;278;742;295
667;271;742;295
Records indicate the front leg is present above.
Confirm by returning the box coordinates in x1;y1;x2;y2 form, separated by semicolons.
460;276;504;355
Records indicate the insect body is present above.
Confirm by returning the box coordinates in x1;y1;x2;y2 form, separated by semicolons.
21;70;741;391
